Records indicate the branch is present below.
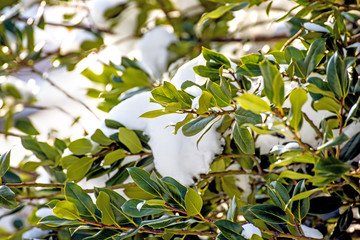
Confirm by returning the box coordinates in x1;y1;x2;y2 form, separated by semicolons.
199;34;288;43
15;16;114;34
303;112;323;141
31;68;101;120
259;227;321;240
80;219;217;237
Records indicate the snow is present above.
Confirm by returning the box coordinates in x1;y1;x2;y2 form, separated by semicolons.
301;224;323;239
241;223;262;239
100;55;224;186
304;22;330;33
22;228;49;240
60;29;97;55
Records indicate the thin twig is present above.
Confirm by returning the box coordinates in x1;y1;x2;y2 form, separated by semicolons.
31;68;101;120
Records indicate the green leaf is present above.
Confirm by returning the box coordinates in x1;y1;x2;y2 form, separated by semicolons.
214;220;245;240
39;215;79;227
118;128;143;154
286;188;321;206
105;119;124;129
62;156;94;182
150;173;183;206
174;114;194;134
206;81;231;107
121;199;165;217
278;171;312;180
290;180;310;221
127;167;160;196
233;124;255;154
340;132;360;161
14;118;39;135
317;134;349;150
236;64;262;77
103;149;126;165
235;94;271;114
260;59;284;107
303;38;325;76
248;205;287;224
289;88;307;132
91;129;114;145
96;192;117;226
345;96;360;125
141;215;183;229
199;4;239;24
315;157;350;177
235;107;262;126
65;183;96;220
139;110;173;118
227;196;238;222
53;201;80;220
285;47;305;63
0;186;17;209
94;188;128;224
185;188;203;216
68;138;93;155
182;116;216;137
306;83;336;99
268;181;290;209
0;151;11;177
327;52;350;98
193;65;220;80
197;91;215;114
202;47;231;68
122;68;150;87
313;97;341;115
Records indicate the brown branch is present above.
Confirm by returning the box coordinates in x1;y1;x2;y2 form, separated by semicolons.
259;227;322;240
303;112;323;141
199;34;288;43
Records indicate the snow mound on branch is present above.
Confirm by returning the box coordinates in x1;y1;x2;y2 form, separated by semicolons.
301;224;323;239
101;55;223;186
241;223;262;239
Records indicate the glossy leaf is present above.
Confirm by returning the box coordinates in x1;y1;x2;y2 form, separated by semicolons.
289;88;307;132
313;97;341;115
227;196;238;222
65;183;96;220
233;123;255;154
206;80;231;107
248;205;287;224
96;192;117;225
39;215;80;227
128;167;160;196
199;4;239;24
340;132;360;161
202;47;231;68
317;134;349;150
182;116;216;137
235;94;271;114
0;151;11;177
118;128;143;154
260;59;284;106
214;220;245;240
0;186;17;209
197;91;215;114
235;107;262;126
185;188;203;216
290;180;309;221
141;215;183;229
53;201;80;220
121;199;165;217
62;156;94;182
327;52;350;98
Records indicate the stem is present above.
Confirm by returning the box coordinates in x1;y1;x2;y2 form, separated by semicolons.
31;68;101;121
336;97;345;158
81;219;217;237
258;228;320;240
292;215;303;237
303;112;323;141
342;175;360;195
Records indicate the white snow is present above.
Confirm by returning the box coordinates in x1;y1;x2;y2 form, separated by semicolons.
100;55;223;186
60;29;97;55
22;228;49;240
241;223;262;239
301;224;323;239
304;22;330;33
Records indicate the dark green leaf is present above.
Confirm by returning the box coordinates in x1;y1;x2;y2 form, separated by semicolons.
291;180;309;221
65;183;96;220
121;199;166;217
248;205;287;224
327;52;350;98
227;196;238;222
105;119;124;129
235;107;262;126
233;124;255;154
182;116;216;137
260;59;284;107
128;167;160;196
39;215;80;227
340;132;360;161
141;215;183;229
0;151;11;177
15;118;39;135
193;65;220;80
0;186;17;209
214;220;245;240
315;157;350;177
